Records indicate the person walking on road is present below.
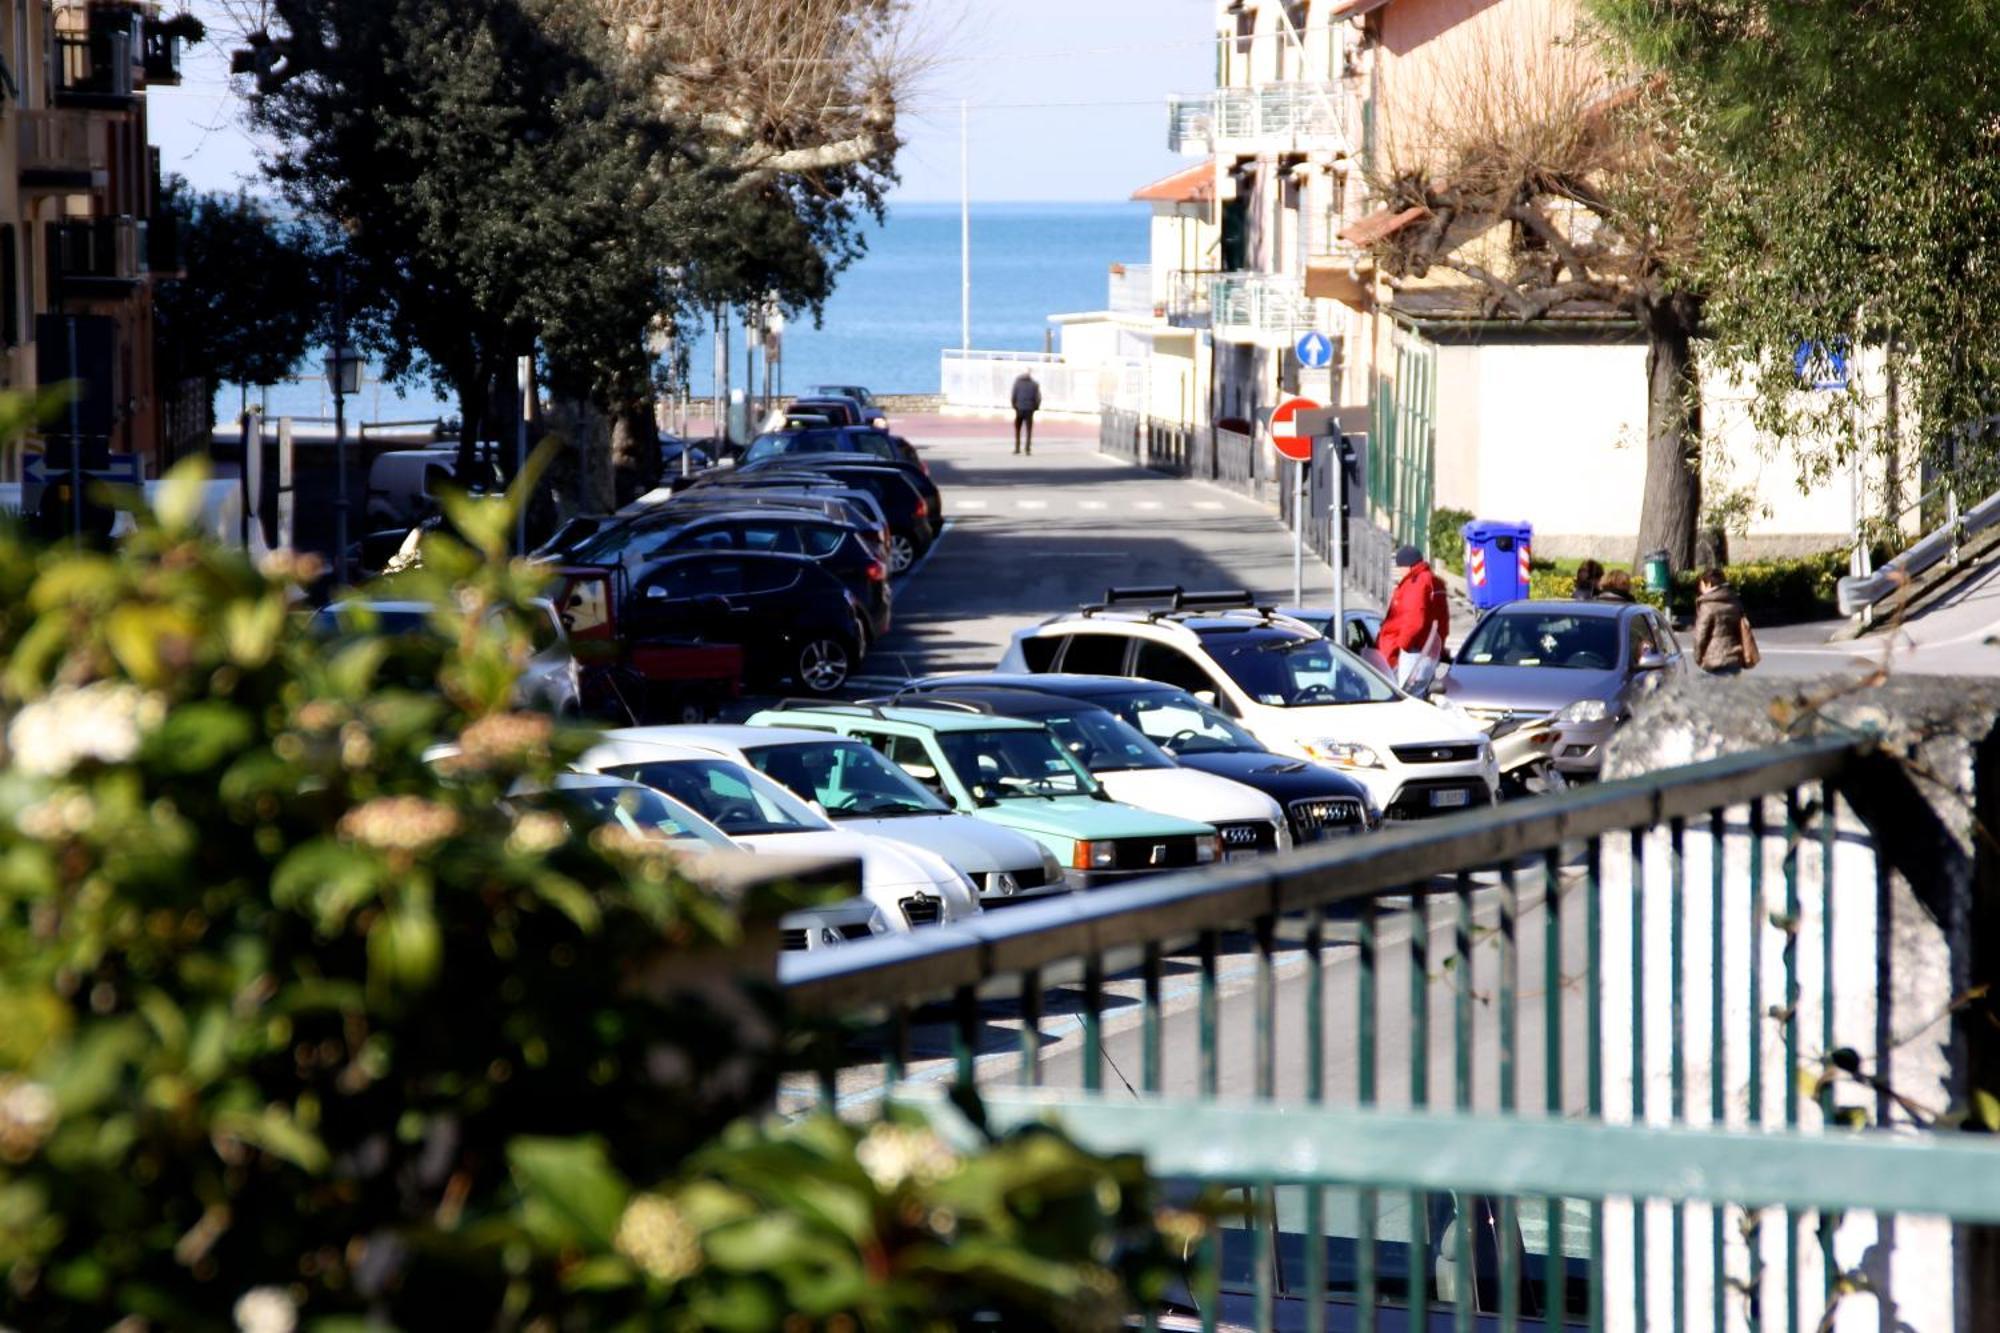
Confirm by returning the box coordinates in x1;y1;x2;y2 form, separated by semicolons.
1693;568;1757;676
1011;370;1042;455
1378;544;1450;671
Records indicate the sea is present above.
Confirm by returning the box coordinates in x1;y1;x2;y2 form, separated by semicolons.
218;202;1145;425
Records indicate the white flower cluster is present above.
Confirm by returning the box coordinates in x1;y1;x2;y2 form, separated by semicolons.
232;1286;298;1333
855;1122;960;1193
613;1194;703;1283
6;682;165;779
337;797;461;854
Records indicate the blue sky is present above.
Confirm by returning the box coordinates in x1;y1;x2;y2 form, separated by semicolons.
147;0;1218;203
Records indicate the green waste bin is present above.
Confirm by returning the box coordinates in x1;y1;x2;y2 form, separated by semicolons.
1641;549;1671;595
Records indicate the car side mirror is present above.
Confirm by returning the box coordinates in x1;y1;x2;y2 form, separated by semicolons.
1636;651;1669;672
644;585;669;600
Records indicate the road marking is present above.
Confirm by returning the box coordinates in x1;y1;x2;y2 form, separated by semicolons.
956;499;988;511
1017;500;1048;510
1080;500;1107;511
1136;501;1163;511
1194;501;1225;511
893;518;954;584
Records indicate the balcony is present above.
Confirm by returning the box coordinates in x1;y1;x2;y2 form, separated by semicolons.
1107;262;1155;317
143;19;185;86
1167;82;1349;156
47;217;147;302
17;110;107;193
1210;271;1314;344
53;27;137;108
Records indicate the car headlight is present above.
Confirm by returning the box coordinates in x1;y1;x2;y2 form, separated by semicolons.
1302;739;1384;769
1558;699;1611;724
1194;835;1220;864
1072;840;1118;870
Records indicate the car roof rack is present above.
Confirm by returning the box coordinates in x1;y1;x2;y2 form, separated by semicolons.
1079;585;1277;621
868;692;995;716
767;698;892;720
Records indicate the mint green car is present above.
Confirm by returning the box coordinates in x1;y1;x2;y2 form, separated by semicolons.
748;702;1220;889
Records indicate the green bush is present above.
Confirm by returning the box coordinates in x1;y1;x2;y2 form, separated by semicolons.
1429;507;1474;572
0;458;1197;1330
1528;550;1848;619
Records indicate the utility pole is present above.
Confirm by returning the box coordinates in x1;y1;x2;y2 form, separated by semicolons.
960;99;971;353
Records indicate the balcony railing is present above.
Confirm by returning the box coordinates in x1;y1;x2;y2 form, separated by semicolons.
17;109;106;191
142;19;184;85
53;28;136;106
780;735;2000;1331
1211;271;1314;341
1168;81;1349;155
47;217;146;301
1107;262;1154;316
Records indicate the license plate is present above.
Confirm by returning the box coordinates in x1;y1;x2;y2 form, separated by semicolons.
1225;849;1259;864
1431;789;1473;809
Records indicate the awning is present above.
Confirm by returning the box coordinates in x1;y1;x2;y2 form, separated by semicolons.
1339;204;1427;247
1131;160;1217;205
1329;0;1395;17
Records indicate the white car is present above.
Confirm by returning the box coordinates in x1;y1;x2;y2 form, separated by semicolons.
598;725;1069;907
309;597;580;715
518;774;885;952
572;737;981;929
997;590;1498;821
883;689;1291;857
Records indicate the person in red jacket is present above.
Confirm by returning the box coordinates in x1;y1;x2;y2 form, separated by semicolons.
1377;544;1449;669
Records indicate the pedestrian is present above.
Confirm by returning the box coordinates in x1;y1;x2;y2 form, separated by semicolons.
1572;558;1605;600
1693;567;1758;675
1597;568;1637;603
1378;543;1450;671
1010;370;1042;455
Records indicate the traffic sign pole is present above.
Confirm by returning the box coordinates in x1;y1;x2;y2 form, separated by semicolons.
1331;439;1346;638
1293;458;1306;606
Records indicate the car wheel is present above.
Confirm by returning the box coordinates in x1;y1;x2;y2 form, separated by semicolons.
797;636;853;694
888;533;917;574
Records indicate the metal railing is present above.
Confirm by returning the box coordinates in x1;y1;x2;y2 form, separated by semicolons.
1108;262;1155;316
17;108;107;185
1165;268;1219;329
940;350;1101;414
1837;479;2000;619
783;737;2000;1332
1100;406;1140;462
1168;81;1351;155
1217;425;1259;495
1099;408;1195;477
1213;272;1316;342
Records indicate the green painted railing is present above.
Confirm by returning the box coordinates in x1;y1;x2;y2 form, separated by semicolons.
780;736;2000;1332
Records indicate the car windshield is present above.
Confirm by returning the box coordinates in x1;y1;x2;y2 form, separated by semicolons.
1458;612;1621;671
600;757;827;835
935;728;1098;803
1110;691;1262;756
1034;708;1175;772
534;784;734;849
1207;634;1400;707
748;741;951;818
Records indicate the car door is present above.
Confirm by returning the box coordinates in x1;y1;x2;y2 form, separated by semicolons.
630;557;741;641
735;560;808;648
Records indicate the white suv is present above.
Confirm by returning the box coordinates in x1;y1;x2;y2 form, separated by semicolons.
997;589;1498;820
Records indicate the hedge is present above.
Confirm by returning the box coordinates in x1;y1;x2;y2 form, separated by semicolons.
1526;550;1848;619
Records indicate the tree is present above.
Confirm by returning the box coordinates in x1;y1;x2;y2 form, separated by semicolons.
1362;18;1711;567
1588;0;2000;512
151;175;331;405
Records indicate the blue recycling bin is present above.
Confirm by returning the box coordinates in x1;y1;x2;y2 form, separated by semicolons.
1461;519;1535;610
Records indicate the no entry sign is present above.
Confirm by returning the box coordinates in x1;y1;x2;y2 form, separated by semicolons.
1269;397;1322;463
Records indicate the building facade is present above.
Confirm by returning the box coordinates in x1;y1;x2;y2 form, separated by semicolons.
0;0;186;486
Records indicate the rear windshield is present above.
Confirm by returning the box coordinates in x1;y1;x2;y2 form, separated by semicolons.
601;758;824;835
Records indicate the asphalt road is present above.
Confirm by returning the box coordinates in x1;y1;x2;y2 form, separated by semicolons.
1754;556;2000;677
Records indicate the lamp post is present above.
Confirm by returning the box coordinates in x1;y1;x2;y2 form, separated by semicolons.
325;344;363;585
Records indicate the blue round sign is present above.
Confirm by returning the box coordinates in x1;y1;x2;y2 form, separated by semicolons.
1294;331;1334;371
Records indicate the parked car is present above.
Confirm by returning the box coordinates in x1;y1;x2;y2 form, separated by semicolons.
1279;606;1386;660
363;448;505;528
740;453;943;537
997;588;1497;821
547;564;746;722
615;550;869;694
1441;599;1688;779
785;396;867;428
714;462;933;572
878;685;1292;857
750;701;1220;889
742;424;928;474
308;597;580;715
800;390;890;430
572;737;981;929
507;774;884;951
633;486;891;555
673;473;894;558
623;724;1068;908
903;673;1378;841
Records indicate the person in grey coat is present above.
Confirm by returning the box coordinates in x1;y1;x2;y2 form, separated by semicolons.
1011;371;1043;455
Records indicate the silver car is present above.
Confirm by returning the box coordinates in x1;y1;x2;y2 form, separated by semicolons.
1439;600;1688;777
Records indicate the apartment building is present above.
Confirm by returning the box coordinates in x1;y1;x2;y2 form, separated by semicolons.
0;0;187;486
1143;0;1867;561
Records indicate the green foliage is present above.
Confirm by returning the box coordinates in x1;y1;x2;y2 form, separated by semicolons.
0;441;1190;1329
1529;550;1848;619
1429;508;1474;572
153;176;334;392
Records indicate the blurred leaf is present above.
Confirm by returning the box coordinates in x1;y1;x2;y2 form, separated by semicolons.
1974;1088;2000;1133
436;486;509;561
153;455;212;535
561;1254;637;1291
211;1103;330;1173
367;904;442;992
507;1136;630;1252
327;637;390;700
223;595;287;668
144;702;256;774
273;840;382;926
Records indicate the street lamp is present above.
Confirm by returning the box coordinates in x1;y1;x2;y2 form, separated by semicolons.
325;343;364;585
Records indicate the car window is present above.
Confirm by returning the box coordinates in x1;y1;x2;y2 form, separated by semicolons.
1344;617;1376;653
1460;612;1619;670
1018;635;1064;672
1058;633;1130;675
1626;614;1660;665
540;785;731;848
1205;634;1399;707
1650;611;1682;656
799;524;845;557
1120;693;1259;755
736;521;801;554
873;733;945;793
639;563;704;600
1132;640;1224;697
934;728;1096;803
1037;709;1174;772
601;758;822;835
679;524;737;551
749;741;951;817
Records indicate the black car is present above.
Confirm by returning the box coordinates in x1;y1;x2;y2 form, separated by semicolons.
665;475;891;549
742;453;942;535
785;396;867;427
624;550;866;694
630;508;890;643
903;672;1378;840
716;462;933;572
